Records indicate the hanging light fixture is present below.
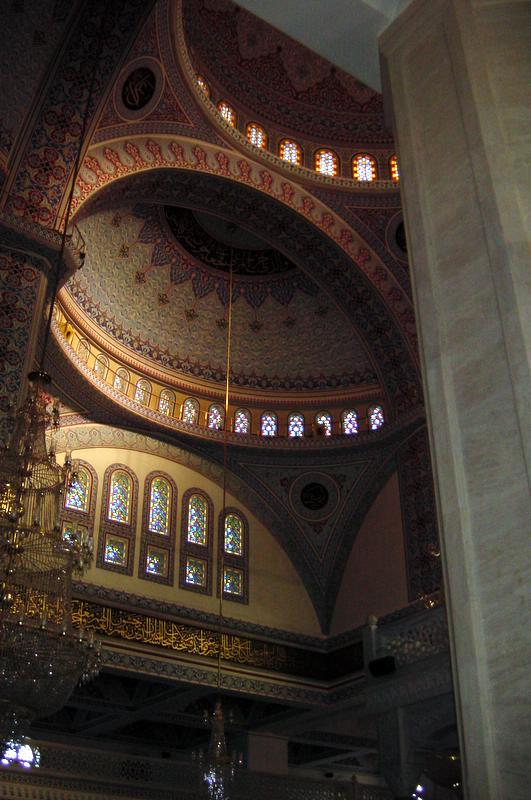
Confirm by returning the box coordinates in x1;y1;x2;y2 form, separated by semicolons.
0;13;105;762
194;255;242;799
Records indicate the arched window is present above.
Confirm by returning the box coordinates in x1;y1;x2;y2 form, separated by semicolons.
352;154;377;182
219;509;248;603
182;397;199;424
65;466;91;513
368;404;385;431
217;101;236;127
93;354;109;380
97;464;138;575
279;139;302;165
261;412;277;436
180;489;213;594
134;379;151;406
61;460;98;572
158;389;176;416
390;154;400;182
315;412;332;436
288;413;305;438
114;368;130;393
208;403;224;431
107;470;132;525
314;149;338;176
234;408;250;434
77;338;90;364
139;472;177;585
196;75;210;97
342;409;359;435
246;122;267;149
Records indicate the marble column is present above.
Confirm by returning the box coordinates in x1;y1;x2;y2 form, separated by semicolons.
380;2;530;799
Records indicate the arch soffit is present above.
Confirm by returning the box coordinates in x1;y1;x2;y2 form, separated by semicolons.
72;149;420;414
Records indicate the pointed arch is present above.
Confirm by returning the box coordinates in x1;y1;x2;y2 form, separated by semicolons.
180;488;214;594
97;464;139;575
139;471;177;585
218;508;249;604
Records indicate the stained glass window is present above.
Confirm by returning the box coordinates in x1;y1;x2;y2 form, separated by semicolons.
148;477;171;535
288;414;305;438
62;521;89;550
223;567;243;596
315;149;338;177
224;513;243;556
77;339;90;364
315;412;332;436
146;547;167;577
65;468;90;513
104;534;128;566
369;404;385;431
261;413;277;436
196;75;210;97
208;404;224;431
217;101;235;127
158;389;175;416
182;397;199;424
187;494;208;545
114;368;130;393
390;154;400;182
234;409;250;434
246;123;267;149
107;470;132;524
342;409;359;435
352;154;377;182
134;379;151;406
185;556;207;587
279;139;302;165
94;354;108;380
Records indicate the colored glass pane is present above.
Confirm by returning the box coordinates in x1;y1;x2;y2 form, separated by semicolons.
342;409;359;435
77;339;90;363
146;548;167;576
65;468;90;512
62;521;89;549
208;405;224;430
369;405;385;431
114;368;129;393
94;355;108;379
234;409;250;434
279;139;301;165
315;412;332;436
158;390;175;416
186;557;206;587
224;514;243;555
261;413;277;436
187;494;208;545
196;75;209;97
134;380;150;405
218;102;235;127
223;567;243;596
288;414;304;438
108;471;131;524
104;536;127;566
390;155;400;182
148;477;170;535
315;150;338;176
247;123;266;149
353;155;376;182
182;398;199;424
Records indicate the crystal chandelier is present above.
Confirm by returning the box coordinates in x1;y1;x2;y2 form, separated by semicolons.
197;700;242;800
0;371;100;750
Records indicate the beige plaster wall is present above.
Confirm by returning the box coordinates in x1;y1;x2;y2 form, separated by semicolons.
330;472;407;634
66;445;321;637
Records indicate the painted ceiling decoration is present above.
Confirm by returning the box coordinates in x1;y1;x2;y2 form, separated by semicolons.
182;0;392;146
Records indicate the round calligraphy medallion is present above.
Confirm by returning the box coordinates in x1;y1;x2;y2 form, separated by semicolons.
122;67;156;111
300;482;329;511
